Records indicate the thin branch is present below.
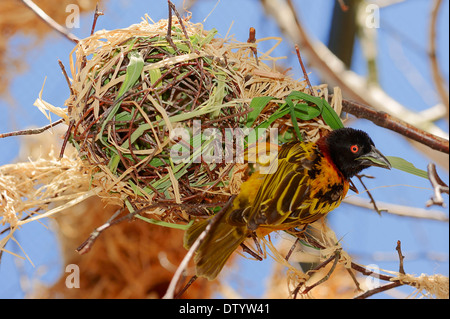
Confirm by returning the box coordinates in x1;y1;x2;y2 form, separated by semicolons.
350;262;395;282
353;240;410;299
259;0;449;142
355;174;383;215
295;44;314;96
429;0;449;116
0;119;64;139
90;4;104;36
426;163;449;207
396;240;406;275
59;120;74;159
343;196;449;222
300;249;341;296
163;195;236;299
58;60;74;97
247;27;259;66
339;98;449;154
292;249;341;298
21;0;79;43
354;281;403;299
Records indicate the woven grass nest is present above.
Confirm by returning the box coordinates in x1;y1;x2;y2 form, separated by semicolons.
4;11;448;299
56;14;341;229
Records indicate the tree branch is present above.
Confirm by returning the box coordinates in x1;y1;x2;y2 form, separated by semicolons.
339;98;449;154
426;163;449;207
21;0;79;43
343;196;449;222
429;0;449;117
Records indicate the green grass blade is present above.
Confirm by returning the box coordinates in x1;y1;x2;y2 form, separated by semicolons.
117;51;144;98
246;96;275;127
98;51;144;146
386;156;428;179
286;91;344;130
320;99;344;130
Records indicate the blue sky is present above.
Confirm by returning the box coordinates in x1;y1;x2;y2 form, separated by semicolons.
0;0;448;298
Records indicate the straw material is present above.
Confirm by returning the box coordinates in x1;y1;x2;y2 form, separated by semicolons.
2;14;349;298
34;15;337;225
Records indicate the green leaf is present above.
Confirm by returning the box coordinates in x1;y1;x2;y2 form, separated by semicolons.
285;97;302;141
117;51;144;98
98;51;144;147
148;68;162;88
199;28;218;47
124;199;194;230
252;107;290;139
320;99;344;130
286;91;344;130
136;215;194;230
246;96;275;127
294;103;321;120
108;152;121;174
386;156;428;179
286;91;323;107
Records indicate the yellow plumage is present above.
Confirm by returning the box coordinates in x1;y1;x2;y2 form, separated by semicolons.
184;141;349;280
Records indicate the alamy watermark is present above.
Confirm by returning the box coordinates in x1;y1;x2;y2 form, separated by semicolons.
170;121;279;174
65;4;80;29
365;4;380;29
65;264;80;288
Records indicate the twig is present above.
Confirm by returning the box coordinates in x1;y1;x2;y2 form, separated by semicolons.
247;27;259;66
426;163;449;207
396;240;406;275
174;275;198;299
295;44;314;96
59;120;74;159
76;201;221;254
428;0;449;115
260;0;449;144
354;281;403;299
90;4;104;36
285;237;300;261
355;174;383;215
21;0;79;43
343;196;449;222
292;249;341;298
300;249;341;296
346;267;362;292
165;1;178;52
339;98;449;154
163;195;236;299
58;60;73;97
76;208;124;254
352;240;412;299
350;262;394;282
0;119;64;139
166;0;194;52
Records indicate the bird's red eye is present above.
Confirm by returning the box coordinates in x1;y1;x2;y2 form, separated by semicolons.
350;145;359;153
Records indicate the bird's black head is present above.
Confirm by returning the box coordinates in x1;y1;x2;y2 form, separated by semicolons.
321;128;391;179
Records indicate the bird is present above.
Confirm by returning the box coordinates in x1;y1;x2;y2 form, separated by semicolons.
184;127;391;280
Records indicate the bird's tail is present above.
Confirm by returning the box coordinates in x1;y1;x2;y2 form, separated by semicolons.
183;209;247;280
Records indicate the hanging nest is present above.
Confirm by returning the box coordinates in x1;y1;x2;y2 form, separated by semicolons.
55;14;341;228
2;8;448;299
23;12;346;298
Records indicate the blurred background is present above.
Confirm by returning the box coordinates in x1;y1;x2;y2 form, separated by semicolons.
0;0;448;298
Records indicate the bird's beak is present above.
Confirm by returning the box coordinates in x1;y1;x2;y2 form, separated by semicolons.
356;145;392;169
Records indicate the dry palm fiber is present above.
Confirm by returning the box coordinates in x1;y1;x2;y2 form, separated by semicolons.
0;0;102;95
